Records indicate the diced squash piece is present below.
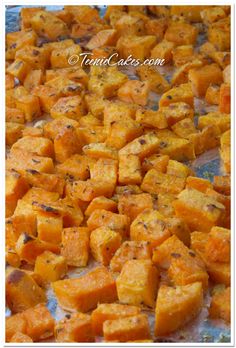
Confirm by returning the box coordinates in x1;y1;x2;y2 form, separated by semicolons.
213;175;230;195
37;213;62;244
90;158;118;185
52;266;117;312
6;122;24;146
141;169;186;195
117;80;149;106
219;83;230;113
172;45;194;67
7;59;31;82
15;46;49;70
45;76;84;97
165;22;198;45
205;226;230;263
171;6;211;22
209;286;230;323
208;20;230;51
30;10;69;40
6;107;25;124
151;40;175;64
154;282;203;336
115;15;145;37
69;179;115;202
166;160;191;178
56;154;93;181
55;313;94;343
15;94;41;122
12;199;37;236
86;29;118;49
6;171;29;218
130;209;170;250
34;251;67;282
205;84;220;105
85;196;117;216
136;65;169;94
159;83;194;108
186;176;213;193
189;64;223;97
10;332;33;343
223;64;230;84
6;268;46;313
90;227;122;266
117;35;156;61
103;314;150;342
165;217;191;247
6;313;27;342
83;143;118;160
116;260;158;308
23;69;44;92
54;126;83;163
145;17;167;42
50;96;86;120
87;209;130;237
189;125;221;155
118;155;142;185
110;241;151;272
136;109;167;129
118;193;153;222
142;154;169;173
173;188;225;232
15;233;60;264
32;85;60;113
50;45;82;69
12;136;54;158
201;7;226;25
159;102;194;127
220;130;230;173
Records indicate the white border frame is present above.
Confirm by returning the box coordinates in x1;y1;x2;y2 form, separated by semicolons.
2;1;235;346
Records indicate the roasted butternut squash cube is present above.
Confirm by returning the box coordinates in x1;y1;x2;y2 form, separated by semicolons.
6;312;27;342
159;83;194;108
205;226;230;263
60;227;89;267
117;80;149;106
173;188;226;232
6;171;29;218
118;154;142;185
87;209;130;237
213;175;230;196
103;314;150;342
171;59;203;86
70;179;115;202
165;217;191;246
118;193;153;222
110;241;151;273
50;44;82;69
117;35;156;61
10;332;33;343
65;5;101;24
166;160;191;178
189;125;221;155
189;64;223;97
6;268;46;313
6;107;25;124
208;24;230;51
85;196;117;216
209;286;230;323
83;143;118;160
172;118;197;139
6;122;24;146
54;126;83;163
12;136;54;158
6;29;37;60
141;169;186;195
15;46;49;70
90;158;118;185
154;282;203;336
206;188;230;229
15;233;59;264
170;5;210;22
151;40;175;64
86;28;118;49
37;212;63;244
88;66;128;97
223;64;230;84
55;313;94;343
186;176;213;193
219;83;230;114
30;10;69;41
12;199;37;236
159;102;194;127
23;69;44;92
103;100;137;131
136;65;169;94
45;76;84;98
34;251;67;283
142;154;169;173
130;209;170;250
52;266;117;312
90;227;122;266
164;22;198;45
56;154;93;181
172;45;194;67
15;94;41;122
116;259;158;308
50;96;86;120
22;171;65;196
7;59;31;82
22;186;59;205
45;66;88;86
115;15;145;37
145;17;167;42
119;132;160;160
201;6;226;25
205;84;220;105
32;85;61;113
136;109;167;129
220;130;230;173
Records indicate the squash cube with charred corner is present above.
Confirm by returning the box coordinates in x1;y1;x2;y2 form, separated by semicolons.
151;40;175;64
50;96;86;121
164;22;198;45
117;80;150;106
189;64;223;97
88;66;128;97
11;199;37;236
205;226;230;263
136;109;167;129
165;217;191;246
92;303;141;336
6;268;46;313
159;83;194;108
118;154;142;185
52;266;117;312
45;76;84;98
136;65;170;94
141;169;186;195
117;35;156;61
30;10;69;41
90;227;122;266
87;209;130;238
154;282;203;336
130;209;170;250
110;241;151;273
173;188;226;232
118;193;153;222
116;259;158;308
60;228;89;265
209;286;230;323
103;314;151;342
55;313;94;343
34;251;67;282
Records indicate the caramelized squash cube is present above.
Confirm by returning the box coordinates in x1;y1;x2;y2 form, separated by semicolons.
159;83;194;108
136;65;170;94
136;109;167;129
209;286;230;323
12;136;54;158
117;35;156;61
186;176;213;193
117;80;149;106
34;251;67;282
7;59;31;82
6;313;27;342
15;94;41;122
54;126;83;163
151;40;175;64
205;226;230;263
10;332;33;343
50;96;86;120
6;171;29;218
164;22;198;45
6;122;24;146
118;193;153;221
118;154;142;185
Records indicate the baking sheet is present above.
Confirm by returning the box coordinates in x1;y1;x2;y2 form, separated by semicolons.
5;5;231;343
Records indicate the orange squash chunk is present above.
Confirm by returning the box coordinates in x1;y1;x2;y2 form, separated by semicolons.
185;176;213;193
155;282;203;336
34;251;67;282
85;196;117;216
52;267;117;312
209;286;230;323
205;226;230;263
118;193;153;222
12;136;54;158
118;154;142;185
10;332;33;343
55;313;94;343
6;312;27;342
91;303;141;336
6;171;29;218
118;80;149;106
103;314;151;342
213;175;230;196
